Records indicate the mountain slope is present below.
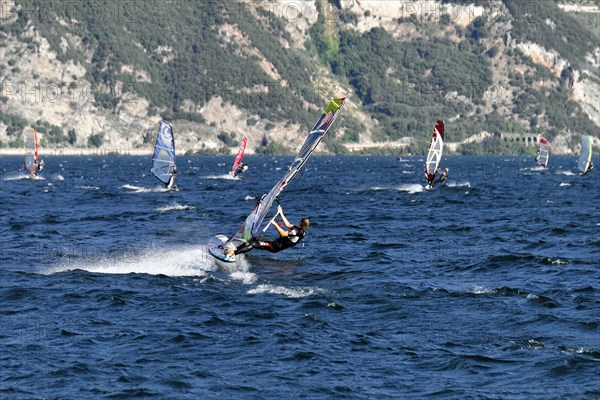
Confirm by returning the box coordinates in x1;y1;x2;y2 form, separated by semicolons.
0;0;598;155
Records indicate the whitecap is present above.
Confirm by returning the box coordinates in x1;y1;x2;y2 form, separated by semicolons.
394;183;424;194
43;246;214;277
155;203;196;213
446;181;470;189
121;184;168;193
230;271;258;285
207;174;236;180
472;285;494;294
247;284;321;298
556;170;575;176
549;258;568;265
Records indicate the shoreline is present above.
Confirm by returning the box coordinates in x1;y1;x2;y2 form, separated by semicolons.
0;148;152;156
0;147;583;157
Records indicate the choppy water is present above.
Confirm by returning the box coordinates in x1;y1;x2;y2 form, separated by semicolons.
1;155;599;399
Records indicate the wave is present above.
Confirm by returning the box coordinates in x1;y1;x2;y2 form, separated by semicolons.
559;346;600;359
471;285;495;295
230;270;258;285
559;182;572;187
528;166;546;172
43;246;215;277
207;174;236;180
446;181;470;189
121;184;169;193
556;170;575;176
247;284;322;298
2;172;45;181
77;185;101;190
393;184;424;193
155;203;196;213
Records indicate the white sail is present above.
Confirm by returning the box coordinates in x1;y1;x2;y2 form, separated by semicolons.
425;120;445;177
227;98;346;246
537;137;549;168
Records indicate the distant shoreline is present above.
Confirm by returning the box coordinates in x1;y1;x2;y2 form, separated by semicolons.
0;148;152;156
0;147;584;157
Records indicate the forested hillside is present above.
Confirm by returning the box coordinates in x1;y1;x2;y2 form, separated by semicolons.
0;0;598;155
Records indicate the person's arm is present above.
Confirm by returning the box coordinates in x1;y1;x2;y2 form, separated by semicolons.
271;220;288;237
277;206;294;229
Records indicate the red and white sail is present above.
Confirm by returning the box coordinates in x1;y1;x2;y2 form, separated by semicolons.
230;136;248;175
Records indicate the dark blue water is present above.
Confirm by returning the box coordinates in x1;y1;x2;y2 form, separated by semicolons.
1;155;599;399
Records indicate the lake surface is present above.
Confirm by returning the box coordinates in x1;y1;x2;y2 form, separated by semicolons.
1;155;599;399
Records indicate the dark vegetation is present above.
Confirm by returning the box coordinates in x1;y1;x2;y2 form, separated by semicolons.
2;0;598;154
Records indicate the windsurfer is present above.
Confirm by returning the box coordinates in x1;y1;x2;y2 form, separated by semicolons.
425;169;435;187
430;167;449;188
233;162;248;177
583;161;594;175
166;164;178;190
37;159;44;175
233;205;309;256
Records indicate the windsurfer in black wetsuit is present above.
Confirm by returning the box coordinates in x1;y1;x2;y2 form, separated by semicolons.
582;161;594;176
233;205;310;255
233;162;248;178
430;167;449;188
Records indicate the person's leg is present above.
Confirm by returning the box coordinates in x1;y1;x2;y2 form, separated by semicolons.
235;242;254;255
249;238;275;252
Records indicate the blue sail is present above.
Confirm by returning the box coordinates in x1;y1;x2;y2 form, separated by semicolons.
151;121;175;184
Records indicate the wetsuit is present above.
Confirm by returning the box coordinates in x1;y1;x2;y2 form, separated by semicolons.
233;164;247;177
235;226;306;254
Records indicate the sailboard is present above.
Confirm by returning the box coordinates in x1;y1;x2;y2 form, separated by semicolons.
578;135;592;174
24;129;39;175
150;121;176;185
425;120;444;180
208;97;347;262
230;136;248;175
537;137;549;168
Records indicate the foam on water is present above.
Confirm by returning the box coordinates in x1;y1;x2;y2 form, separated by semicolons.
247;284;322;298
230;271;258;284
472;285;495;294
395;183;425;193
155;203;196;213
556;170;575;176
43;246;215;277
446;181;470;189
121;184;169;193
207;173;236;180
2;172;46;181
